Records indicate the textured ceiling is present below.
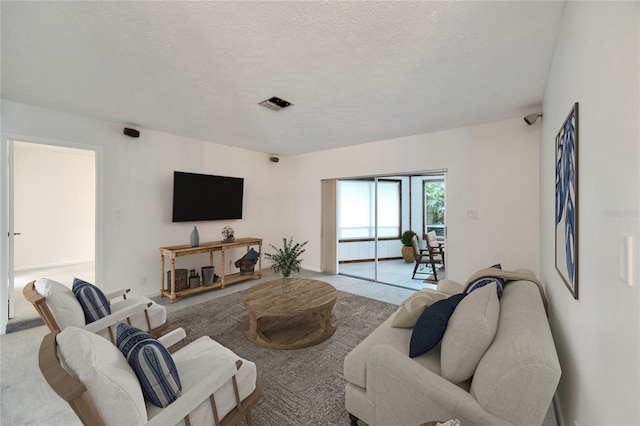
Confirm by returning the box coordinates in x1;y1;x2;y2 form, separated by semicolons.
1;1;564;156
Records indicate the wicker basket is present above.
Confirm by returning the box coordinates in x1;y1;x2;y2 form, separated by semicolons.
167;269;189;292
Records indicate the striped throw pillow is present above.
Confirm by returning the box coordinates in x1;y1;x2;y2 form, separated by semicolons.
465;264;505;298
72;278;111;323
116;323;182;408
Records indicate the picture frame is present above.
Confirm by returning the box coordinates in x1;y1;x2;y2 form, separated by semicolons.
555;102;579;299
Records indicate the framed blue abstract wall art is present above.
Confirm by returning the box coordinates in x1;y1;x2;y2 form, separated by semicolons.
555;102;579;299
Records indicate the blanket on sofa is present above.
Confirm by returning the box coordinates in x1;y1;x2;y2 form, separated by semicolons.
463;268;548;314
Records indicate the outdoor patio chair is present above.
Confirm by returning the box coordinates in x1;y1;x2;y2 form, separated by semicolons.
425;230;445;272
411;235;434;279
23;277;169;343
39;325;261;426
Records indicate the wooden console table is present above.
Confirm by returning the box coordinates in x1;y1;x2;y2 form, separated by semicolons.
160;237;262;303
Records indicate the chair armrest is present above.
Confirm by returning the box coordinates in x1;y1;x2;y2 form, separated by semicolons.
158;328;188;349
83;299;150;334
104;288;131;301
144;360;238;426
367;345;510;426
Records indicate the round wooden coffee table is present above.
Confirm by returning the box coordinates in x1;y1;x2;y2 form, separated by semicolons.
242;278;337;349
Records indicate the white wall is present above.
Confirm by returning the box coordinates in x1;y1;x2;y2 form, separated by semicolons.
2;100;540;294
285;117;541;283
541;2;639;425
13;142;95;270
2;100;286;297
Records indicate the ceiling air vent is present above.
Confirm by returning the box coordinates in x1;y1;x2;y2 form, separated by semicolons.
258;96;293;111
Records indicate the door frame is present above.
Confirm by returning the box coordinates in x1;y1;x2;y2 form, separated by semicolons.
328;169;447;289
1;134;103;334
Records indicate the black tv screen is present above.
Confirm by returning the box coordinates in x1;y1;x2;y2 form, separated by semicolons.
172;171;244;222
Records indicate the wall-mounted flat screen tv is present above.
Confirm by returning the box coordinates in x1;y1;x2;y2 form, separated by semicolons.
172;171;244;222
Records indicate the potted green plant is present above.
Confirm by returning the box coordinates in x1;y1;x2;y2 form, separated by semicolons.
264;237;308;293
400;230;417;263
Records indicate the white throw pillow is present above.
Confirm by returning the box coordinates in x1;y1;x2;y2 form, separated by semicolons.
34;278;85;328
391;289;449;328
57;326;148;424
440;282;500;384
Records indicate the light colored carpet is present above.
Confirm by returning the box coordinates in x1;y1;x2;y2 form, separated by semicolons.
167;290;398;425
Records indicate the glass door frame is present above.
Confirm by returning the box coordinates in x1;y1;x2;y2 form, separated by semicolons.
336;171;446;290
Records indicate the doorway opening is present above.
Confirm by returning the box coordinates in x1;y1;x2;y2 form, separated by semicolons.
334;171;446;291
5;141;97;333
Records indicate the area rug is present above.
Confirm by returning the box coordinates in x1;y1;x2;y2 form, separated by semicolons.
167;290;398;426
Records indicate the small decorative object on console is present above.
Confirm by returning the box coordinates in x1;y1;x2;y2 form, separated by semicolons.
190;226;199;247
167;269;189;292
235;248;261;275
201;266;215;286
188;269;200;288
222;226;235;243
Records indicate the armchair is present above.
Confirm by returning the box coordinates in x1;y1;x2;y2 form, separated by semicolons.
411;235;432;279
39;326;261;425
425;230;445;272
24;277;169;343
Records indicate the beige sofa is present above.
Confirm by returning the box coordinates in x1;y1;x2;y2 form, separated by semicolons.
344;270;561;426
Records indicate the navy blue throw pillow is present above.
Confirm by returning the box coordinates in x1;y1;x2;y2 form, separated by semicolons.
72;278;111;323
466;264;505;298
409;293;466;358
116;323;182;407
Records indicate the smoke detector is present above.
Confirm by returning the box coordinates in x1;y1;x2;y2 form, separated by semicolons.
258;96;293;111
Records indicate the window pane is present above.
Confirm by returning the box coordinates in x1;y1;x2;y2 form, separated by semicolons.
424;179;445;237
338;180;400;239
377;181;400;238
338;180;373;239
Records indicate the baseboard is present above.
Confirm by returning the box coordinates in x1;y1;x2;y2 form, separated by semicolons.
14;258;94;272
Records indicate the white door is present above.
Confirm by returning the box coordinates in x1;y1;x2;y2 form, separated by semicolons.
2;138;99;334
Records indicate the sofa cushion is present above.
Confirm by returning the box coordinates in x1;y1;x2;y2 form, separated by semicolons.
441;282;500;383
391;289;449;328
34;277;86;328
72;278;112;323
147;336;258;424
344;313;442;390
116;323;182;408
470;280;562;425
57;326;147;424
409;293;465;358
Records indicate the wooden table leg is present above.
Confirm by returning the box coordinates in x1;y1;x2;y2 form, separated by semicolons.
248;312;258;340
160;254;165;297
170;259;176;303
221;250;226;288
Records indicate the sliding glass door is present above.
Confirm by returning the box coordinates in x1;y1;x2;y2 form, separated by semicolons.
335;171;446;290
337;177;402;284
